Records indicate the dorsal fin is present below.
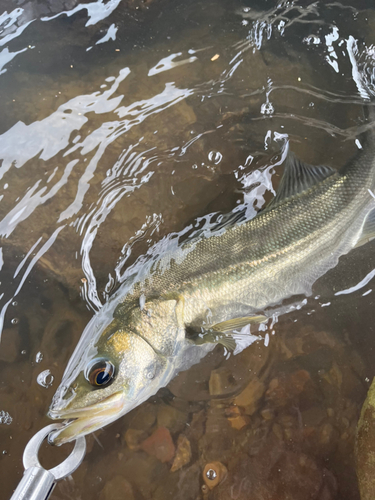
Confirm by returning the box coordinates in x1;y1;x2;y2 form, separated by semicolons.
267;153;336;209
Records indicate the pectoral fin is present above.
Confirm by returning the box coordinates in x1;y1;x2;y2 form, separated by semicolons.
188;315;267;351
355;209;375;248
189;331;237;351
211;315;267;332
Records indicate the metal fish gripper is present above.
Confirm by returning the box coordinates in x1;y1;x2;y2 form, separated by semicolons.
10;424;86;500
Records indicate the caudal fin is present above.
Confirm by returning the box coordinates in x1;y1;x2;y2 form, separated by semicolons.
346;37;375;152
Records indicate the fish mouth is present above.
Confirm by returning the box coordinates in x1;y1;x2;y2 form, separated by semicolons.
48;391;126;445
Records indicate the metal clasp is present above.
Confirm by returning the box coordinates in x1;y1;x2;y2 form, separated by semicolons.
10;424;86;500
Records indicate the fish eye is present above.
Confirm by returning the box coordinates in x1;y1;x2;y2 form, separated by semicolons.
86;359;115;387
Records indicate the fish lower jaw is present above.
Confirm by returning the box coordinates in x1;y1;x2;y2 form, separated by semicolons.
48;392;127;445
49;413;112;445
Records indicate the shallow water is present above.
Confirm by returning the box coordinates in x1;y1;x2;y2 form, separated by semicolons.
1;0;375;498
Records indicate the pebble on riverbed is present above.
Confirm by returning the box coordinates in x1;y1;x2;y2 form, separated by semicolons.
157;403;187;434
356;377;375;500
123;428;147;451
265;369;311;408
141;426;176;463
170;434;192;472
98;476;134;500
233;377;265;415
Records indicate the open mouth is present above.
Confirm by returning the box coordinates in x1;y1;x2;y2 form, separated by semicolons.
48;391;126;445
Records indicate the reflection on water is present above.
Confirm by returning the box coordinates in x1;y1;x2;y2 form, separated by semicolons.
1;0;375;498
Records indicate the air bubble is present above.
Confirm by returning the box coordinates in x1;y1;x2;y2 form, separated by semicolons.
260;102;274;115
11;301;18;307
11;318;19;325
303;35;321;45
244;155;253;167
206;469;217;480
208;151;222;165
35;352;43;364
37;370;54;388
243;7;250;12
0;411;12;425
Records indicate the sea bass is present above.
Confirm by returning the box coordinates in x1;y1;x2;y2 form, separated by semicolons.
49;115;375;444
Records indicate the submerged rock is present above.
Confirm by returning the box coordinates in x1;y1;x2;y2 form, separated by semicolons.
98;476;134;500
170;434;192;472
127;402;157;431
265;370;311;408
157;403;187;434
228;414;250;431
153;463;201;500
141;426;176;463
123;428;147;451
233;377;265;415
356;377;375;500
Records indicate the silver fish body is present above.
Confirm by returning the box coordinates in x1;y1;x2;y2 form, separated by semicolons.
49;121;375;444
132;142;375;326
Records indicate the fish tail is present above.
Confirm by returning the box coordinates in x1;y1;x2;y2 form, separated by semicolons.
357;74;375;151
340;41;375;185
346;36;375;145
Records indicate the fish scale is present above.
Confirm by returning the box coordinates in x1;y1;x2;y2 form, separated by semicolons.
131;160;374;325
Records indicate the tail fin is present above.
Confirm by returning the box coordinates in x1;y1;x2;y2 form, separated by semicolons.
346;36;375;148
347;36;375;102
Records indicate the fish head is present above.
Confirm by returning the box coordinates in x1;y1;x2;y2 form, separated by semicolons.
48;301;180;445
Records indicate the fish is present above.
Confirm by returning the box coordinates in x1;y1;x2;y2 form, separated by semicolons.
48;107;375;445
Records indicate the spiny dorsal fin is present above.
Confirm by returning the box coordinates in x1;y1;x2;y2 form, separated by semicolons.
268;153;336;209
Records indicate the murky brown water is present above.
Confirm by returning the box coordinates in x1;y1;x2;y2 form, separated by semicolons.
1;0;375;499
